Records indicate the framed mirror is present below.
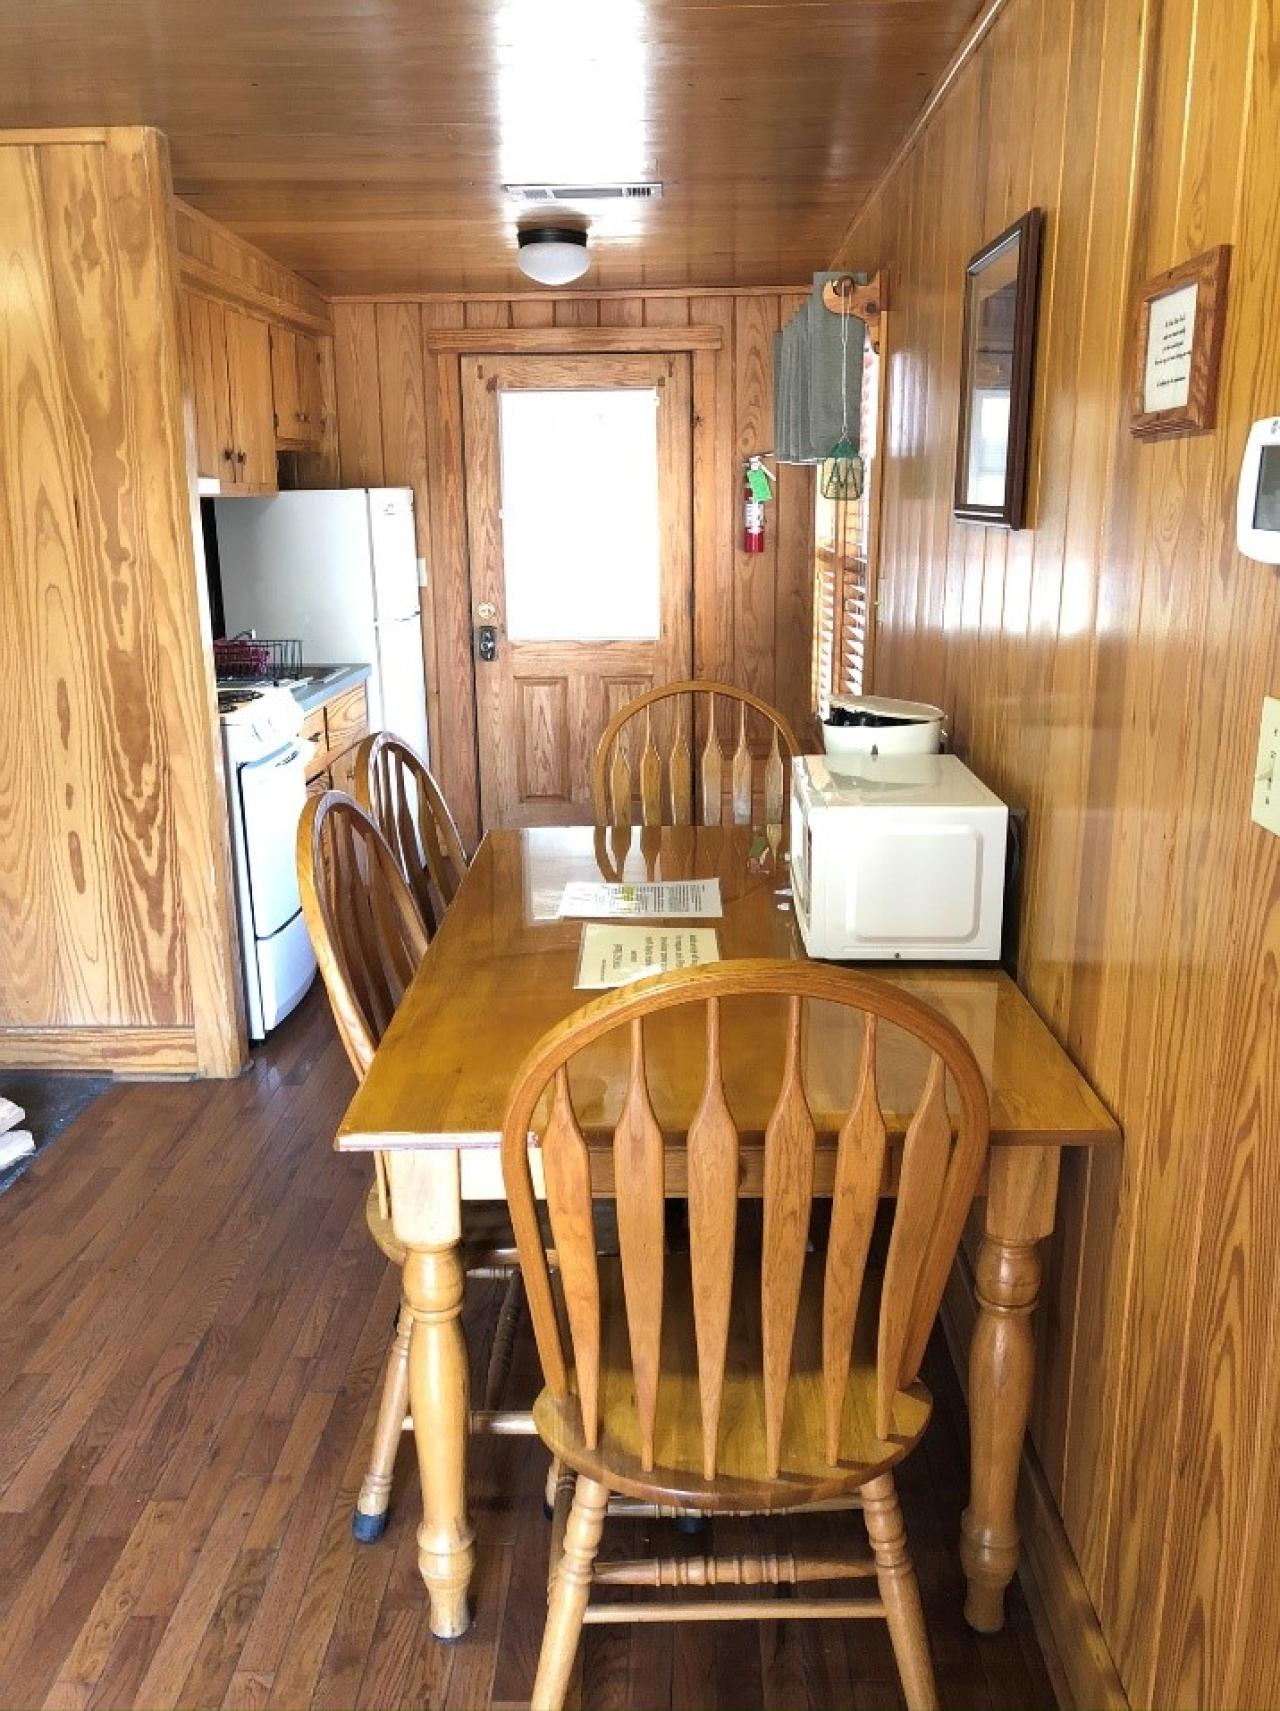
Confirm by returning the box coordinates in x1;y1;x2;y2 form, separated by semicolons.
954;209;1043;528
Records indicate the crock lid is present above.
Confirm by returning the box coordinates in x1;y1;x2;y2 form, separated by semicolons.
826;694;945;723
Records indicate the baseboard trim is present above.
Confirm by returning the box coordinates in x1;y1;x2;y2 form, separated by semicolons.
940;1251;1129;1711
0;1025;199;1075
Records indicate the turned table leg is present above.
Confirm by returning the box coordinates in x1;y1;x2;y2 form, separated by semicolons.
960;1144;1060;1634
388;1150;476;1641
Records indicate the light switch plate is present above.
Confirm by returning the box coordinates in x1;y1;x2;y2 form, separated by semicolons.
1252;695;1280;836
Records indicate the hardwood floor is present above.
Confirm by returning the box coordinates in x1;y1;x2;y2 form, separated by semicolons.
0;987;1056;1711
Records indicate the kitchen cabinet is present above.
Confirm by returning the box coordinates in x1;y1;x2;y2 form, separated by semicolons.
182;287;277;493
302;682;369;796
225;307;277;490
184;293;234;483
330;745;359;797
271;326;326;450
324;684;368;758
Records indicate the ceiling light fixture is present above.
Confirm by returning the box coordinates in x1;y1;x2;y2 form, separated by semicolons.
516;226;590;286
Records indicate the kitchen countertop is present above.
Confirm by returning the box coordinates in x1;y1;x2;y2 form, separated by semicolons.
290;663;371;713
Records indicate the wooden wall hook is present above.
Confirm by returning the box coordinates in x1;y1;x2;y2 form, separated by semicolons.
822;271;887;353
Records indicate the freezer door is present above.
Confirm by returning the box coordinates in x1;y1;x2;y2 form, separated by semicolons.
215;491;377;661
368;489;420;622
375;615;430;762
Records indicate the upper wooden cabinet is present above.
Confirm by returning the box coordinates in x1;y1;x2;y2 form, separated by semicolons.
226;307;277;490
182;289;277;493
271;326;326;450
184;292;234;484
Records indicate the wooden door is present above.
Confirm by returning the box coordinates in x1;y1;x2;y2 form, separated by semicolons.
184;291;234;482
225;307;277;491
269;323;302;445
295;331;324;446
461;353;693;829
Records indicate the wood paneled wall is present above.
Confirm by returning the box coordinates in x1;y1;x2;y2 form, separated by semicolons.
0;128;244;1076
831;0;1280;1703
331;291;814;845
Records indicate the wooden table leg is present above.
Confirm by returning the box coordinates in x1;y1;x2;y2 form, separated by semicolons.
960;1144;1060;1634
388;1151;476;1641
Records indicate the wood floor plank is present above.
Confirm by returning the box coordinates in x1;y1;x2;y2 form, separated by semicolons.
131;1474;264;1709
0;988;1058;1711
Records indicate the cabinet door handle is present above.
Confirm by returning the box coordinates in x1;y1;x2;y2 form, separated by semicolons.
223;446;235;462
236;450;247;465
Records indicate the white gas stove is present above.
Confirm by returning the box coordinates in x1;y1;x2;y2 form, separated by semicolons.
218;686;316;1040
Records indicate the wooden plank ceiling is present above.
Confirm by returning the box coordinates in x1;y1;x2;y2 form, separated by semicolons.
0;0;982;296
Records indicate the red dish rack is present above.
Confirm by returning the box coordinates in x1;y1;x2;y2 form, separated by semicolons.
213;635;303;681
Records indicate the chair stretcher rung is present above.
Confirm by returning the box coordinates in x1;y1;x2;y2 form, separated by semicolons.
469;1409;537;1434
583;1598;886;1624
604;1495;864;1519
593;1552;876;1588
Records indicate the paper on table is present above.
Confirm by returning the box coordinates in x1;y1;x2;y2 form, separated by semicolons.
575;925;721;991
558;878;723;919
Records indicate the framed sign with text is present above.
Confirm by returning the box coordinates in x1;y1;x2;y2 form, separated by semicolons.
1130;245;1231;439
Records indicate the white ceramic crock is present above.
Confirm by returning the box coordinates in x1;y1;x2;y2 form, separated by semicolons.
821;695;945;757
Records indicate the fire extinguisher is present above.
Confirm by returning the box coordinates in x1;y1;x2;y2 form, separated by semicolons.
742;455;772;553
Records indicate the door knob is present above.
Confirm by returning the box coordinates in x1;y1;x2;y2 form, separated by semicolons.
477;625;498;662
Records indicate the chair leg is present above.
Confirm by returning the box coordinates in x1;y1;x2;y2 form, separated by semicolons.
482;1268;524;1412
544;1455;563;1519
353;1300;412;1542
531;1476;609;1711
863;1472;938;1711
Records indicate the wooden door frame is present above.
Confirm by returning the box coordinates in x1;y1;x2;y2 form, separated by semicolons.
422;327;722;847
461;351;694;830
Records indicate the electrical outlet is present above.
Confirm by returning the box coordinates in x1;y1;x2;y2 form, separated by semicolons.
1252;695;1280;837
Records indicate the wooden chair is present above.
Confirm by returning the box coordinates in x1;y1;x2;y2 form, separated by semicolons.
501;958;990;1711
590;680;802;830
296;791;522;1542
354;731;469;933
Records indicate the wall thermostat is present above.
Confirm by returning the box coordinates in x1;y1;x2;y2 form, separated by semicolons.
1237;416;1280;563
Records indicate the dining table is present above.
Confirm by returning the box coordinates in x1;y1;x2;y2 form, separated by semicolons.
335;823;1120;1642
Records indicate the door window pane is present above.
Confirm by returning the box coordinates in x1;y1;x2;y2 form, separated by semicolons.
499;388;661;641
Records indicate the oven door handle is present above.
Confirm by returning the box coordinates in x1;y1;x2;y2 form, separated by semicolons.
242;740;309;775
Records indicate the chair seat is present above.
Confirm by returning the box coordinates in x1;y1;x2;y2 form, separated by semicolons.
362;1182;519;1269
534;1251;932;1513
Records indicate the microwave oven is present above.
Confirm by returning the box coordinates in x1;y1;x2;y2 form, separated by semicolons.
790;752;1008;961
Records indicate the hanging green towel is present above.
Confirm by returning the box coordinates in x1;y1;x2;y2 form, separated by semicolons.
772;272;867;464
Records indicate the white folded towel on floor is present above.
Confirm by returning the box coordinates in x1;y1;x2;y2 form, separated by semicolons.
0;1096;26;1136
0;1130;35;1170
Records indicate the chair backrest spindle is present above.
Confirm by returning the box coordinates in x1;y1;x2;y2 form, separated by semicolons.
686;996;738;1478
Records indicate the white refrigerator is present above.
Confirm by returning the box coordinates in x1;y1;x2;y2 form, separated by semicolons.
213;488;429;762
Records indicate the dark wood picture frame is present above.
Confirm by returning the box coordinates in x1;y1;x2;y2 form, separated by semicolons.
954;208;1043;529
1130;245;1231;440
